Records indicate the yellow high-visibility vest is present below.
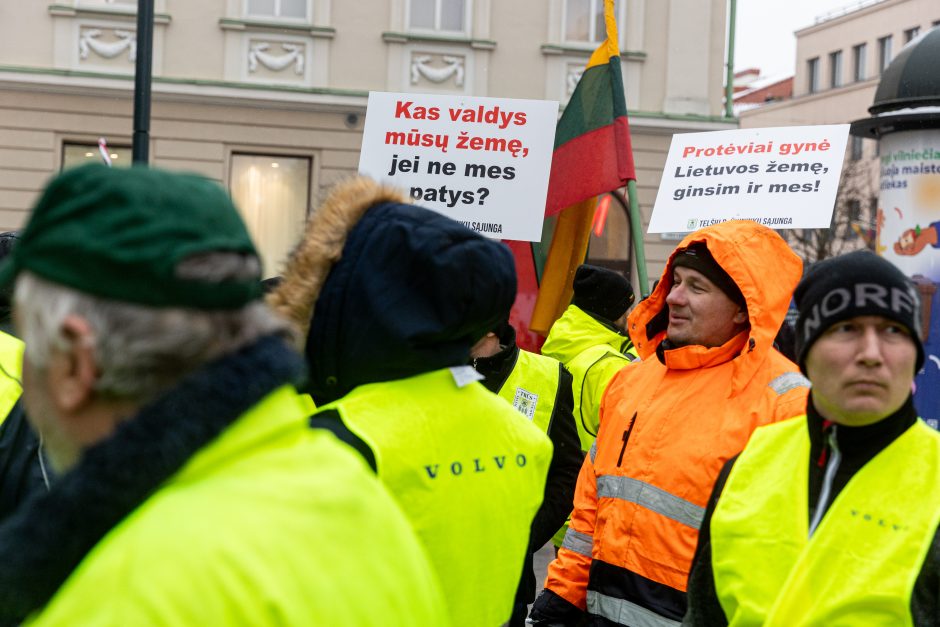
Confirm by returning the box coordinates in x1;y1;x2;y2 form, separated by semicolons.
712;415;940;626
0;331;23;427
324;368;553;627
498;349;561;434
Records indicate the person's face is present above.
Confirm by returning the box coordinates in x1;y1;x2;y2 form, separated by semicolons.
469;331;500;359
665;266;747;348
806;315;917;427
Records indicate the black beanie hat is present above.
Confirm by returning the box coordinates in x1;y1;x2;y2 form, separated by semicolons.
671;242;745;308
794;250;924;373
572;264;635;321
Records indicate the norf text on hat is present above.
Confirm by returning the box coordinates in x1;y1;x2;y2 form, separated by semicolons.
801;282;919;341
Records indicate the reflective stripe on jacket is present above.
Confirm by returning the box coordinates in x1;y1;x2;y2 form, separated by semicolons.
712;416;940;626
544;221;809;625
325;368;553;627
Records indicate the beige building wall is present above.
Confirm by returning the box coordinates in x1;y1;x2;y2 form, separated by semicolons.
740;0;939;261
742;0;940;145
0;0;734;284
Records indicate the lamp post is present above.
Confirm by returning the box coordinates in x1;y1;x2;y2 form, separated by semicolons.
132;0;154;164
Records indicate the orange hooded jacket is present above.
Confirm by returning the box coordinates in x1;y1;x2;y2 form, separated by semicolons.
543;221;809;625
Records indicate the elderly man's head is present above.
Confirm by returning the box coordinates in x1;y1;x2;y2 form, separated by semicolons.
3;164;285;471
795;250;923;427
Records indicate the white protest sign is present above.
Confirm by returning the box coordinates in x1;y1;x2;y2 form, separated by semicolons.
358;91;559;241
648;124;849;233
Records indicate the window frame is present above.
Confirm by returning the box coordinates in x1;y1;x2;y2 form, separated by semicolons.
903;26;920;43
244;0;310;22
877;35;893;74
405;0;472;35
561;0;625;45
807;57;820;94
850;136;864;161
61;141;132;170
227;151;314;278
852;43;866;82
829;50;843;89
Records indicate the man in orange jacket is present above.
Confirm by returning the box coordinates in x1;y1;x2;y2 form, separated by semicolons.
529;220;810;626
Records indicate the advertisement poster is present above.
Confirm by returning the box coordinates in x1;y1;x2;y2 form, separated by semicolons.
877;130;940;282
358;91;559;241
648;125;849;233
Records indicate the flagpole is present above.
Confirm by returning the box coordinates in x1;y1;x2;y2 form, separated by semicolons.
611;184;650;298
625;180;649;297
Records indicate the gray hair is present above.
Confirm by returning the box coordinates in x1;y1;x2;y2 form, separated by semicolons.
15;266;289;403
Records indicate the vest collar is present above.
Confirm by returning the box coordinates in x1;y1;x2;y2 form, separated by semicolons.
0;335;303;621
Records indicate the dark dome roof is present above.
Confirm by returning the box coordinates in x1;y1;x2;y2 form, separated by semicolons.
869;26;940;114
850;26;940;137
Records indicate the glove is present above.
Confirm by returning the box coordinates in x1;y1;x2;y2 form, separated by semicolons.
527;588;586;626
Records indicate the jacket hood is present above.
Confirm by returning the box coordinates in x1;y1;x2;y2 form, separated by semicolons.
269;177;516;405
627;220;802;393
542;304;632;362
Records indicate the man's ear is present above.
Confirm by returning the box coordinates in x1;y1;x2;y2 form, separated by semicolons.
50;315;98;414
732;307;748;326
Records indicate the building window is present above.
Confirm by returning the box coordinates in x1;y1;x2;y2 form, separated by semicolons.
829;50;843;88
878;35;893;73
246;0;308;20
850;136;864;161
807;57;820;94
62;142;131;170
229;154;311;279
904;27;920;43
852;43;866;82
847;199;862;223
408;0;468;33
564;0;622;43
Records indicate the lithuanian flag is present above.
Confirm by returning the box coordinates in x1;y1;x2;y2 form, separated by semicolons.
528;0;636;335
544;0;635;216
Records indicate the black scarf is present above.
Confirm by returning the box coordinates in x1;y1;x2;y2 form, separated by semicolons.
0;335;302;621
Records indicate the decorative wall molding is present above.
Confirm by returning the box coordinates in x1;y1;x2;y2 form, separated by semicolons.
566;68;583;95
248;42;305;74
79;28;136;61
410;54;464;86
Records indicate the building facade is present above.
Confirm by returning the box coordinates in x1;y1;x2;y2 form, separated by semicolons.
0;0;733;280
739;0;940;262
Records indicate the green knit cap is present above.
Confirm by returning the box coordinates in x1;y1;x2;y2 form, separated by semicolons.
0;164;262;309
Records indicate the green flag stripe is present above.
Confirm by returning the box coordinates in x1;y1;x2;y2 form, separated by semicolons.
554;56;627;149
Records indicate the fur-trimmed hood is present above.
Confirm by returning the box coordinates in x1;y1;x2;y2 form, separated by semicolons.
270;177;517;405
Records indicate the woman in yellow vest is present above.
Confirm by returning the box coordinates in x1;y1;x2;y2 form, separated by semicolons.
684;250;939;626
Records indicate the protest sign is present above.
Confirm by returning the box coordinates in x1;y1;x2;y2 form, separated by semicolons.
358;91;559;241
648;125;849;233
